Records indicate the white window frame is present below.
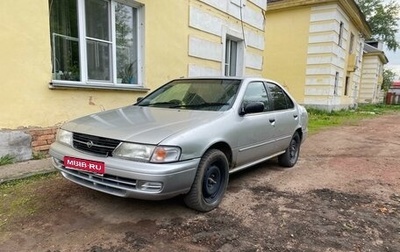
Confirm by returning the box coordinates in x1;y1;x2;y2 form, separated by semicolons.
225;38;238;76
50;0;145;90
222;31;244;77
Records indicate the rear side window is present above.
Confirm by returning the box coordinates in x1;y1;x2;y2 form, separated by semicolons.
266;82;294;110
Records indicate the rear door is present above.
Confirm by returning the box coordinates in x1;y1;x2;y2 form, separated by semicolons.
266;82;299;151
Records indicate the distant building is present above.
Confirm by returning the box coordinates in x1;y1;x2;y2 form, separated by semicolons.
387;81;400;104
389;81;400;94
358;41;388;104
264;0;372;111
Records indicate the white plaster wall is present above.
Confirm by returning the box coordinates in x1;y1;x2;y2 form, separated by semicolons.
307;55;345;68
245;29;265;50
308;33;338;44
198;0;266;30
309;22;336;33
188;64;221;77
305;87;333;96
188;36;223;62
304;95;343;106
189;6;224;36
245;51;263;70
306;76;332;86
188;1;265;77
306;66;339;75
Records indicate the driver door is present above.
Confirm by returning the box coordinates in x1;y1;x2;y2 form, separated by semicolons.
235;81;277;167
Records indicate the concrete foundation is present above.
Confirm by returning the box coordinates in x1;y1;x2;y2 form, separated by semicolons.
0;131;32;162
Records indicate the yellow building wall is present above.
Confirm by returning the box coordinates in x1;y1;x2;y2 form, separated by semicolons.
0;0;190;129
264;8;310;103
145;1;189;82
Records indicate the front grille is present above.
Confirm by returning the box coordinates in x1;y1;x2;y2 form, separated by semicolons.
64;167;136;189
73;132;121;156
60;166;137;196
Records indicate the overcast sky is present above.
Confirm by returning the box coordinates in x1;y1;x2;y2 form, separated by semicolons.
382;0;400;78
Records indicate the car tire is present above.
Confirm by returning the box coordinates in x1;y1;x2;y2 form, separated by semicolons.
184;149;229;212
278;132;301;168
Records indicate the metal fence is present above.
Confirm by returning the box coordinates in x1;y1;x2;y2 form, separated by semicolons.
386;92;400;105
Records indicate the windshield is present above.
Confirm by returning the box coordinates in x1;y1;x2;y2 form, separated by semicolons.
136;79;241;111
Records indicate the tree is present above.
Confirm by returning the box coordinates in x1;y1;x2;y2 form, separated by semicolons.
382;68;397;91
357;0;400;51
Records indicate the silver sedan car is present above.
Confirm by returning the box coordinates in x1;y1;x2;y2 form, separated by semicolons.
50;77;308;212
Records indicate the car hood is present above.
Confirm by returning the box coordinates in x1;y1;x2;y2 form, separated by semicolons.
62;106;224;144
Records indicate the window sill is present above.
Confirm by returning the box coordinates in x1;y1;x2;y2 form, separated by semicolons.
49;81;150;92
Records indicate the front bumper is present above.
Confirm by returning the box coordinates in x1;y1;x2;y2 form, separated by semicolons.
50;142;200;200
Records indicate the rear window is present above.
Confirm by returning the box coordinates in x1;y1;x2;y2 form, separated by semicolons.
266;82;294;110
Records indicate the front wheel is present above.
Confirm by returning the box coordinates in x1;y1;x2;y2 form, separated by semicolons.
278;132;301;167
184;149;229;212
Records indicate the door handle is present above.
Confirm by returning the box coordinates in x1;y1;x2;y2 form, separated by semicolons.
293;114;299;120
269;118;276;123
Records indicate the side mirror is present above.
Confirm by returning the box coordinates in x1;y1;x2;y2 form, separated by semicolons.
239;102;264;116
136;97;143;102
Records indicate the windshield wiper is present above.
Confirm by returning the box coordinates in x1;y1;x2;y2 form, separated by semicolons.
170;102;229;108
138;102;178;107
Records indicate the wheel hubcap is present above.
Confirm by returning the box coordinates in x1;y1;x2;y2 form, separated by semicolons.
203;164;222;202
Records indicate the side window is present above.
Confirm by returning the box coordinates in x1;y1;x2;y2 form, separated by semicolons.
243;82;270;111
266;83;294;110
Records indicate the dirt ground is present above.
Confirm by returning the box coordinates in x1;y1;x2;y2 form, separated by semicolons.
1;113;400;252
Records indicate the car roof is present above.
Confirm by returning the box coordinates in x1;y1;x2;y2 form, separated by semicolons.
173;76;277;83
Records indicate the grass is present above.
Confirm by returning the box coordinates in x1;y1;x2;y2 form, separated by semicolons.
307;104;400;134
1;151;48;166
0;172;58;230
32;151;48;160
0;155;15;166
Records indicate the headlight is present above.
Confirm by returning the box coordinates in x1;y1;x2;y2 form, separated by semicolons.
113;143;181;163
113;143;154;162
56;129;73;146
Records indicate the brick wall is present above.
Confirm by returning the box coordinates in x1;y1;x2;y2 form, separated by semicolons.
29;127;58;153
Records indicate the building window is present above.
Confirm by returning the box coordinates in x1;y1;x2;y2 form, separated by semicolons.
358;42;364;63
344;76;350;96
49;0;143;88
334;72;339;95
338;21;344;47
349;33;355;53
225;38;238;76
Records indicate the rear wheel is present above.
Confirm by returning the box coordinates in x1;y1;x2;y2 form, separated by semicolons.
278;132;301;167
184;149;229;212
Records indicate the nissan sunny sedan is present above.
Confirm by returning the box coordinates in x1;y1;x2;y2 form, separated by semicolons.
50;77;308;212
